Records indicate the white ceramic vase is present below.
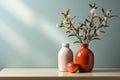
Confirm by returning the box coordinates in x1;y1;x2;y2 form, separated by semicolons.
58;43;73;72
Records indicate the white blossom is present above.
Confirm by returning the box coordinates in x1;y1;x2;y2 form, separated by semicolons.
103;17;107;21
106;10;111;16
90;8;96;14
67;15;70;18
71;20;75;25
93;13;98;16
56;23;61;28
96;30;100;34
83;25;86;28
79;32;83;36
86;22;90;26
102;21;106;26
67;29;72;32
63;20;67;24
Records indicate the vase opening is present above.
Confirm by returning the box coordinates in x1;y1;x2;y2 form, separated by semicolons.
81;44;88;48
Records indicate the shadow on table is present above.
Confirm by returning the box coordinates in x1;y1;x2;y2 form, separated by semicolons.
93;69;120;73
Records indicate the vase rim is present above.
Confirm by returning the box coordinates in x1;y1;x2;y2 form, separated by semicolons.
81;44;89;48
81;44;89;45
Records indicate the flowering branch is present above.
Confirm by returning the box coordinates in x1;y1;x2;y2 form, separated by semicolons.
56;3;118;44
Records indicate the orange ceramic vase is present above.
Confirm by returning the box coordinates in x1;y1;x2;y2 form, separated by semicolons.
76;44;94;72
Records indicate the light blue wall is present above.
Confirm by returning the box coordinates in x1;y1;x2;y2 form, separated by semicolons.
0;0;119;68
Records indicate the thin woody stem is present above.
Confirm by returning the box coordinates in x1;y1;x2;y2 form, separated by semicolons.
71;25;83;43
69;19;83;43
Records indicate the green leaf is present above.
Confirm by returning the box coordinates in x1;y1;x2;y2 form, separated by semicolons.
68;34;76;37
76;28;79;35
95;7;98;9
88;35;92;40
90;21;95;27
65;9;70;17
78;22;82;25
84;35;87;40
71;16;76;21
98;26;102;29
63;9;70;18
101;8;106;16
84;29;87;34
99;17;102;23
88;29;91;33
61;13;64;15
66;30;71;33
94;16;100;19
94;28;97;34
89;4;92;8
80;24;85;27
101;8;105;13
67;26;72;29
66;9;70;15
84;19;89;25
80;36;84;40
92;37;101;40
66;18;69;21
103;25;109;27
109;15;119;18
100;31;105;33
73;41;80;44
93;3;96;7
86;19;90;23
92;34;98;37
78;27;84;30
93;16;102;22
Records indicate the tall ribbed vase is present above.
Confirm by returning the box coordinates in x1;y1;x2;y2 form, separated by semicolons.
76;44;94;72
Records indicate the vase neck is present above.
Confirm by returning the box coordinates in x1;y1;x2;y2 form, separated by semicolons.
62;43;69;48
81;44;88;48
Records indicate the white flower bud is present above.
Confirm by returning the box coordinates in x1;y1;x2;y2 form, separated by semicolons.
67;29;72;32
86;22;90;26
67;15;70;18
96;30;100;34
103;17;107;21
90;8;96;14
79;32;82;36
83;25;86;28
63;20;67;24
71;21;75;25
106;10;111;15
56;23;61;28
94;13;98;16
102;21;106;26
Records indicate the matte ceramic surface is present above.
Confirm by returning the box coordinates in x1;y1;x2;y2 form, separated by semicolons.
58;43;73;71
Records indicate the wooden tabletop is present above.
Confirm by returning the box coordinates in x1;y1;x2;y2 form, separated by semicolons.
0;68;120;80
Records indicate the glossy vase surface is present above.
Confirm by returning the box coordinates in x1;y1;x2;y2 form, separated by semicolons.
76;44;94;72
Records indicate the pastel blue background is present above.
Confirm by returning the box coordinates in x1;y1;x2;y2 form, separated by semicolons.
0;0;120;69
